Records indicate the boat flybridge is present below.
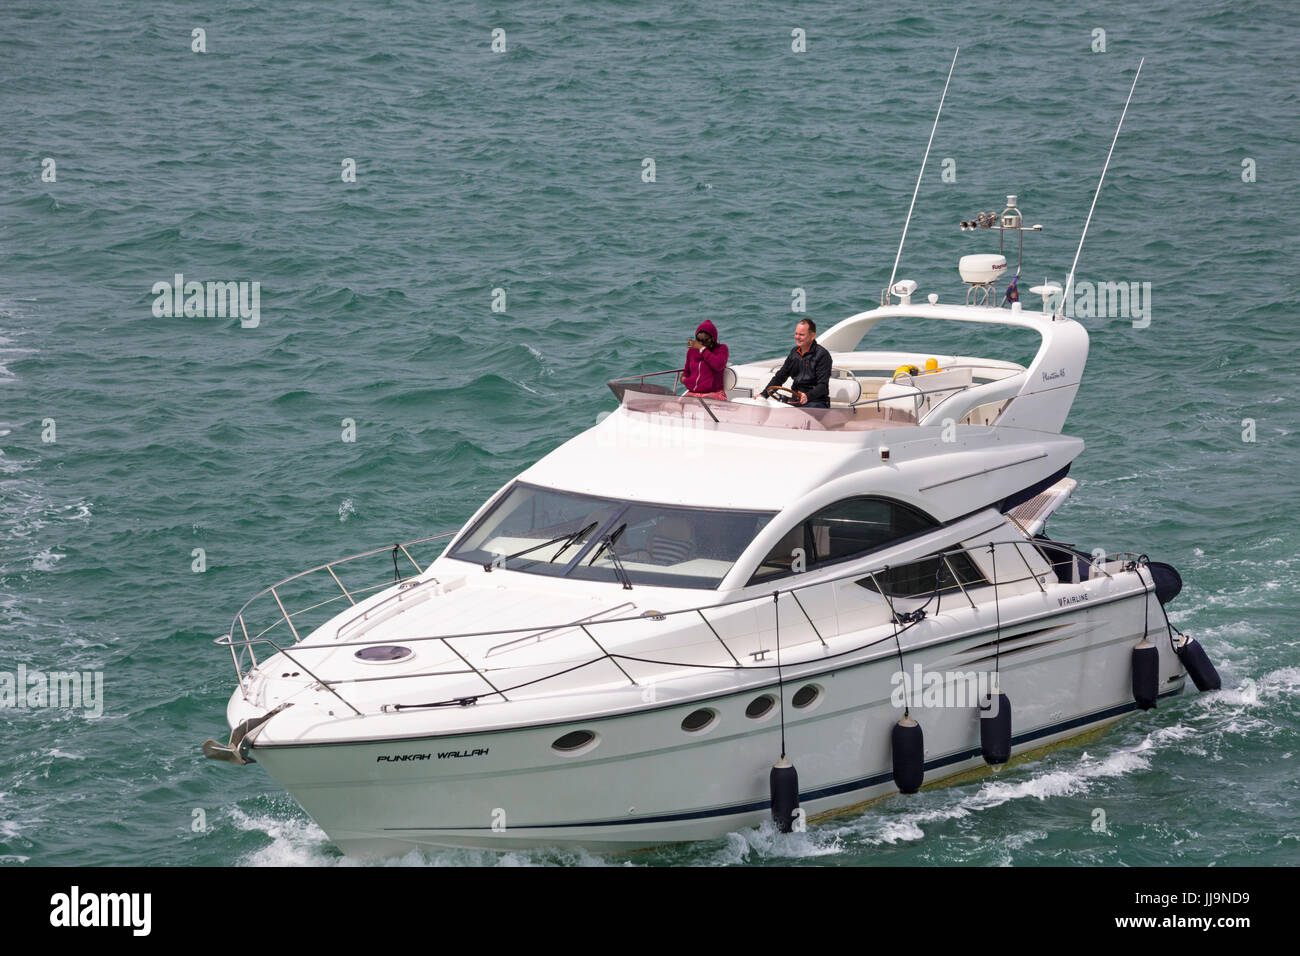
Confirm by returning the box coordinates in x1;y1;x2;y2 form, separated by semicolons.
205;192;1221;854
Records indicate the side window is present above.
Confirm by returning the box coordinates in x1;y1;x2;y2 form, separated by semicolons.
857;550;987;598
806;498;933;563
750;497;938;584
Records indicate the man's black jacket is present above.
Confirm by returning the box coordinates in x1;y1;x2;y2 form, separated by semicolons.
763;341;832;404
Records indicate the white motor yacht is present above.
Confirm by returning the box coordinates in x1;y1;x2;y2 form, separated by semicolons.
205;190;1221;853
206;61;1222;855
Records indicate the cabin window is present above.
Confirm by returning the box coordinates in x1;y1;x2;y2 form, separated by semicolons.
856;550;987;598
791;684;821;709
680;708;718;733
551;730;598;754
449;484;614;579
448;482;774;589
576;502;772;589
750;497;939;583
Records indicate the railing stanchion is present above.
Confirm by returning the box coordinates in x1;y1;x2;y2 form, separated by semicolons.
1013;541;1046;592
580;624;637;686
228;642;245;697
238;614;257;669
397;544;424;575
867;571;901;626
269;586;301;643
440;638;510;703
790;589;829;647
327;566;356;606
696;608;741;665
942;553;978;609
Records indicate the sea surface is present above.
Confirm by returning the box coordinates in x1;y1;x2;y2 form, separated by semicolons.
0;0;1296;866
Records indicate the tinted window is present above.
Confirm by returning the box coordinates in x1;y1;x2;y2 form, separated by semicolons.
449;483;774;589
857;550;987;598
750;497;938;583
449;484;615;578
807;498;933;563
577;503;773;589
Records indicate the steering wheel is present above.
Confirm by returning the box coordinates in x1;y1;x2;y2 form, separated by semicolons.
762;386;800;404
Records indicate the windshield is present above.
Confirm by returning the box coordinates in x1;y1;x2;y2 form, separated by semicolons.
448;483;775;589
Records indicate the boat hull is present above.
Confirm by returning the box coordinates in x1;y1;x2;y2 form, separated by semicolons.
248;592;1187;854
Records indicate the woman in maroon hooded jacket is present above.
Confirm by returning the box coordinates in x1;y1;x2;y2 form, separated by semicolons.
682;320;729;399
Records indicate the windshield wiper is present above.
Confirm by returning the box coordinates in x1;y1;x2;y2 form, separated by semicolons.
485;521;598;572
586;523;625;565
551;520;599;563
588;524;632;590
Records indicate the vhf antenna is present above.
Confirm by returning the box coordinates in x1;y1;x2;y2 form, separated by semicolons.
884;47;959;305
1057;57;1144;320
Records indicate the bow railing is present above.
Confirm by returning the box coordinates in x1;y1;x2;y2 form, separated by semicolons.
215;533;1152;716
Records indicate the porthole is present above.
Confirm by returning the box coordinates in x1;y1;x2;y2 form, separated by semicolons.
552;730;598;755
354;645;413;663
792;684;822;709
745;694;777;719
680;708;718;733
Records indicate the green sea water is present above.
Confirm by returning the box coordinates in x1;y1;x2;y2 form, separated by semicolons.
1;0;1297;866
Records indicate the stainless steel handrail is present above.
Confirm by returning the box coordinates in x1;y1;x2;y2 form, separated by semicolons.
221;532;457;682
216;533;1149;713
746;360;1023;378
606;368;685;398
611;377;973;421
867;362;1021;379
216;539;1092;656
336;575;443;641
849;382;971;410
